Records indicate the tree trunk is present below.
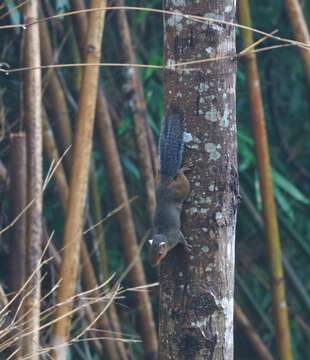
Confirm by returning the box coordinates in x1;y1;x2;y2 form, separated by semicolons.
22;1;42;358
159;1;237;359
238;1;293;359
50;1;106;358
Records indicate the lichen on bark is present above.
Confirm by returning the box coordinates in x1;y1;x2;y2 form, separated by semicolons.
159;1;238;359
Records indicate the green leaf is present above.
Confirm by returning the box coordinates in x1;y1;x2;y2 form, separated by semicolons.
121;157;140;180
117;117;132;136
272;170;310;205
274;188;295;221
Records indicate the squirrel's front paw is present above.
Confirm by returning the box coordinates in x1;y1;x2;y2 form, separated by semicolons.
183;241;192;253
182;161;194;173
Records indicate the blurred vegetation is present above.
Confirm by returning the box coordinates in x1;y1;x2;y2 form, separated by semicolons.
0;0;309;359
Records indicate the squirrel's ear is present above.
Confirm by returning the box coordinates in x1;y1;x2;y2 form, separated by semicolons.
148;239;153;245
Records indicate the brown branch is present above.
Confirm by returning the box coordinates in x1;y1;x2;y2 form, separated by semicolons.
39;7;127;357
22;1;42;358
284;0;310;86
39;17;73;168
238;1;293;359
71;0;158;357
50;1;107;357
116;0;156;217
235;303;274;360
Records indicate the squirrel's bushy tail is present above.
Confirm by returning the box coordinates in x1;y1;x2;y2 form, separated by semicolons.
159;108;184;178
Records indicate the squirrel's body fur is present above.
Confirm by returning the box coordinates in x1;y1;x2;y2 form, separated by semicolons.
148;108;191;267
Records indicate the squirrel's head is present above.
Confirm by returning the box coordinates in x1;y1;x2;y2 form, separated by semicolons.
148;234;168;267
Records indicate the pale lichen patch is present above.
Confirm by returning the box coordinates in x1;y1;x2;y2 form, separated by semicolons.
167;10;183;33
205;108;218;122
205;143;221;161
220;105;230;128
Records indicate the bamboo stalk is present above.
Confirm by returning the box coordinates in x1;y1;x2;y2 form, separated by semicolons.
89;161;109;281
115;0;156;217
39;17;73;165
71;1;158;357
235;303;274;360
284;0;310;86
95;88;158;358
50;1;107;357
42;118;126;359
22;1;42;358
240;185;310;315
238;1;293;358
8;133;27;359
42;223;104;356
40;12;127;356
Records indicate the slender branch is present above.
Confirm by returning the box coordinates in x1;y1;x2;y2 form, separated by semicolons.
238;1;293;358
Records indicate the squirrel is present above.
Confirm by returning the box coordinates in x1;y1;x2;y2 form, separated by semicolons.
148;107;191;267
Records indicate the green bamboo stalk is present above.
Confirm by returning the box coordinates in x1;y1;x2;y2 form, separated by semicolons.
238;1;293;359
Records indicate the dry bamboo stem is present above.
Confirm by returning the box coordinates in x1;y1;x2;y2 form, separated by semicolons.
116;0;156;217
95;88;158;359
238;1;293;359
42;117;126;360
50;1;107;357
235;303;274;360
39;13;127;355
39;18;73;164
89;161;109;281
9;133;27;359
22;1;42;358
71;0;158;357
42;223;105;356
284;0;310;86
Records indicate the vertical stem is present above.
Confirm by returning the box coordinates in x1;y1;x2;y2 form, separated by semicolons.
39;17;73;164
95;88;158;360
235;303;273;360
89;161;109;280
50;1;106;357
9;133;27;358
238;1;293;359
43;112;126;360
284;0;310;86
71;1;158;357
23;1;42;358
160;1;237;359
116;0;156;217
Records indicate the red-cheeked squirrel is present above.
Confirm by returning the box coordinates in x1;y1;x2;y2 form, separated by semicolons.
148;107;192;267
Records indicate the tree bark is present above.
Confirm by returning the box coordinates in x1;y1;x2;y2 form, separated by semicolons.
284;0;310;86
50;1;106;358
22;1;42;358
238;1;293;359
159;1;237;359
